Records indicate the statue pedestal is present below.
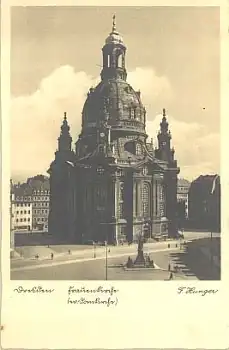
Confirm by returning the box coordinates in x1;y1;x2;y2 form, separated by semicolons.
134;250;145;267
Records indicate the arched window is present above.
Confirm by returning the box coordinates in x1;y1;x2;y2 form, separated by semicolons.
142;182;150;217
117;54;122;68
136;143;142;156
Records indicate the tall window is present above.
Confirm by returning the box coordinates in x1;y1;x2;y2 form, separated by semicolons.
118;182;125;218
117;54;122;68
136;143;142;156
142;183;150;217
159;185;165;216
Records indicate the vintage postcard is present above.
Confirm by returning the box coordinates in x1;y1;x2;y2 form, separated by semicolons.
1;1;229;349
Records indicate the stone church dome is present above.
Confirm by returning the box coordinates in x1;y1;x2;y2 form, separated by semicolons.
81;15;146;135
82;79;145;129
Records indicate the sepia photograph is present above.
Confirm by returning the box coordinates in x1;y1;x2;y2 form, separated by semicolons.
10;6;221;281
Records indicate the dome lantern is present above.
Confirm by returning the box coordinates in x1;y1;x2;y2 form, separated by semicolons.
101;15;127;81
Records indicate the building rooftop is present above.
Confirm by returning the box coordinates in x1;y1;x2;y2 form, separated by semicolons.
12;175;50;196
177;178;191;187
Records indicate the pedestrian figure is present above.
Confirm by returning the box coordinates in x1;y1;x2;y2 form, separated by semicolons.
126;256;133;268
168;263;171;271
150;259;155;268
175;244;178;248
169;272;173;280
68;249;71;255
35;254;39;260
168;244;170;248
51;253;54;260
47;245;50;248
108;249;110;253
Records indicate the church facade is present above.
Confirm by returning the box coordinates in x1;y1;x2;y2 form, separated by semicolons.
48;17;180;244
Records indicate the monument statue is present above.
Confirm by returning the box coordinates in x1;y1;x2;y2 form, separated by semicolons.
134;234;145;266
138;235;144;252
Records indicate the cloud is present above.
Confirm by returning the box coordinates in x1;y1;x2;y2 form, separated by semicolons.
128;67;173;110
11;66;98;180
146;115;220;180
11;65;219;182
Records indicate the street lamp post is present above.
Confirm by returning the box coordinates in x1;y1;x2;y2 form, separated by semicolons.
93;241;96;258
105;240;108;280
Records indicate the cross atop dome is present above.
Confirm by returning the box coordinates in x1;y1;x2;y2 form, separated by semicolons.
112;14;116;32
105;15;124;45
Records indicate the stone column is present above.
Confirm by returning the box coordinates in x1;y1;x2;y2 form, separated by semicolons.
112;179;119;244
152;174;164;236
133;181;137;218
153;179;157;217
165;171;178;237
138;182;142;217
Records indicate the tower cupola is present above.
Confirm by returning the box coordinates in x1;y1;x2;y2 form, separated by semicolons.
155;109;176;163
58;112;72;152
101;15;127;81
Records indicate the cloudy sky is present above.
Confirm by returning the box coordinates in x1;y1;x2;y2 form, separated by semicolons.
11;6;220;181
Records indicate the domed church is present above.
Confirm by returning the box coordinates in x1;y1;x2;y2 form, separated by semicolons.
48;16;180;244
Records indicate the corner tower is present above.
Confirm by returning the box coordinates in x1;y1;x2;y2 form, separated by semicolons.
58;112;72;153
155;109;180;237
155;109;176;165
48;112;75;241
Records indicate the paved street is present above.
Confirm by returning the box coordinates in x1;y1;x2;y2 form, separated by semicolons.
11;242;180;271
11;232;220;280
11;250;188;280
11;231;220;280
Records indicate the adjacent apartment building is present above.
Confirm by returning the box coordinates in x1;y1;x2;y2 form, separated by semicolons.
12;184;33;231
177;178;191;224
12;175;50;232
188;174;220;232
27;176;50;231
